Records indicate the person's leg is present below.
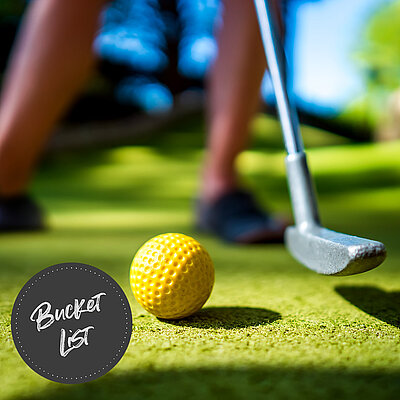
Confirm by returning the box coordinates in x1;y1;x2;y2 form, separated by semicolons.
198;0;287;243
202;0;269;202
0;0;106;197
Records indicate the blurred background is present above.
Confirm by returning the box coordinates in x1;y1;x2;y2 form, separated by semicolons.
1;0;400;148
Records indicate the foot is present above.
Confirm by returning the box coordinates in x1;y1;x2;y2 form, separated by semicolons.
195;189;288;244
0;194;45;232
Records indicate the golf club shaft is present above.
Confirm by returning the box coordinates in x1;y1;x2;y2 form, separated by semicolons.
253;0;302;155
254;0;320;228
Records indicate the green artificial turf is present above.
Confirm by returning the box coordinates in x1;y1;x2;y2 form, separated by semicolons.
0;114;399;400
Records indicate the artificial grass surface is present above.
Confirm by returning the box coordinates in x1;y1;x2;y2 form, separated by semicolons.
0;114;399;399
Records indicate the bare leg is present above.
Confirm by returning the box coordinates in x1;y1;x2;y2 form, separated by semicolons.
202;0;286;203
0;0;106;196
201;0;267;203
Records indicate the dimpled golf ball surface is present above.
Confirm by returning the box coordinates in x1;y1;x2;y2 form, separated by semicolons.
130;233;214;319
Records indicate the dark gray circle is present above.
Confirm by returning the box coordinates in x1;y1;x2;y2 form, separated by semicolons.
11;263;132;384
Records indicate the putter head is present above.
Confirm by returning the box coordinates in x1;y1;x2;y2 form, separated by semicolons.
285;225;386;276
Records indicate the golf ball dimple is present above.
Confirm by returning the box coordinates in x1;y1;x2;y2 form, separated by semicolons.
130;233;214;319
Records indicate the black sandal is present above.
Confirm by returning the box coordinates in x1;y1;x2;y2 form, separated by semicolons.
0;194;45;232
196;189;288;244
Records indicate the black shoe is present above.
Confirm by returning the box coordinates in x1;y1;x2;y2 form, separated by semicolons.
196;189;288;244
0;194;45;232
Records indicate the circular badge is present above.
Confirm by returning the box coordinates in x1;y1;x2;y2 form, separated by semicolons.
11;263;132;384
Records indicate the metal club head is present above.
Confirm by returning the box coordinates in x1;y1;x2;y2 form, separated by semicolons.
284;153;387;276
285;225;387;276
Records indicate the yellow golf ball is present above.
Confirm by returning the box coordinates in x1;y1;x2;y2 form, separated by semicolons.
130;233;214;319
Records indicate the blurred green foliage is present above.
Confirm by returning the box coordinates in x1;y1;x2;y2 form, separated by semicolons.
358;0;400;91
344;0;400;131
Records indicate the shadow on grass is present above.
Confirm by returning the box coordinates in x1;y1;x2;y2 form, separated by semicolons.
335;285;400;328
160;306;281;329
22;366;400;400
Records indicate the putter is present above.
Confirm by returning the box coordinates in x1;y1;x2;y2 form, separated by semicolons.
253;0;386;275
